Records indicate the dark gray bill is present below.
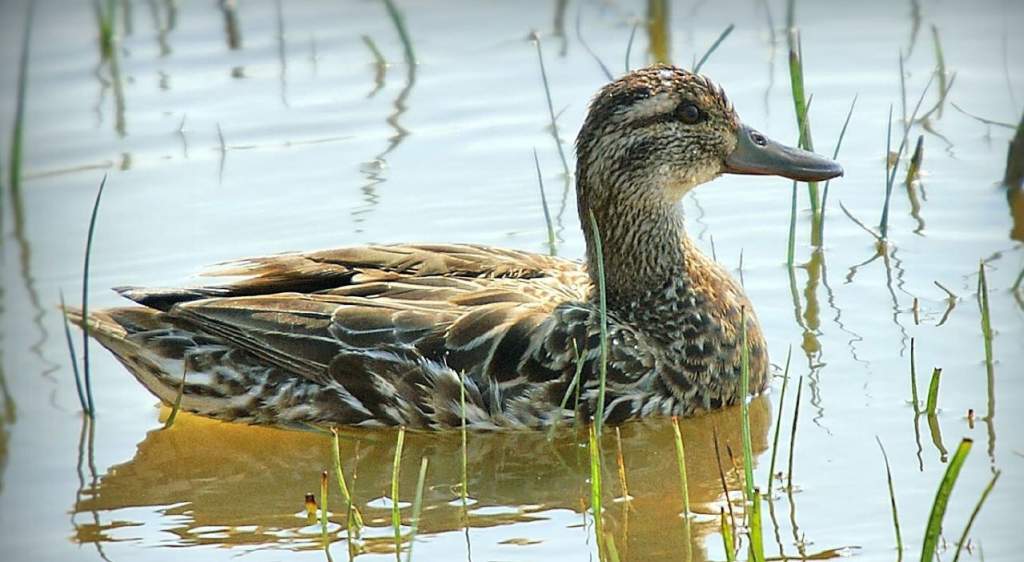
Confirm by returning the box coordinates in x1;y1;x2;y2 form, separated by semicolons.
723;124;844;182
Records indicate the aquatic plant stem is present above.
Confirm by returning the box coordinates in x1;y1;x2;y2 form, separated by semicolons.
331;428;364;531
693;24;734;74
767;346;792;493
876;437;904;562
532;32;572;178
739;308;754;503
81;174;108;418
920;438;972;562
588;210;609;436
405;457;428;562
672;417;691;518
951;469;1001;562
391;427;406;553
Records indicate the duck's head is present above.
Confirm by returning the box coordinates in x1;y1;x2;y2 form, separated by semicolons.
575;65;842;208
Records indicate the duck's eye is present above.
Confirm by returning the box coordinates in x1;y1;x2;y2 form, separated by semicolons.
678;103;703;125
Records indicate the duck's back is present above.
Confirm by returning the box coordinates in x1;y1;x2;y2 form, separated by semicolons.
75;244;620;429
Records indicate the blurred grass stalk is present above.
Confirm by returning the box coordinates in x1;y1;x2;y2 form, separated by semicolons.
94;0;117;60
647;0;670;64
532;32;572;178
693;24;734;74
534;149;557;256
920;438;972;562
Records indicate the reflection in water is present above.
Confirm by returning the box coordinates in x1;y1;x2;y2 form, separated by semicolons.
786;251;826;428
9;2;59;388
646;0;670;64
354;3;419;228
552;0;569;58
74;400;772;561
907;0;922;56
220;0;242;50
275;0;290;107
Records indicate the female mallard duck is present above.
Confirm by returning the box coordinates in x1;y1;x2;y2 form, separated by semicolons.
73;65;841;429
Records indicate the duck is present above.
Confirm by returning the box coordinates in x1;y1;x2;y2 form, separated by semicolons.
71;65;842;429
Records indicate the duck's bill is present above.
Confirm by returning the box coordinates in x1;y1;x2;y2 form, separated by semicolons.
723;124;844;182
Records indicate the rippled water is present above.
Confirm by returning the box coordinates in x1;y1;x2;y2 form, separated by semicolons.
1;0;1022;561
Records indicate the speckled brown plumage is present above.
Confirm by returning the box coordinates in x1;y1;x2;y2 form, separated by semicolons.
68;65;840;429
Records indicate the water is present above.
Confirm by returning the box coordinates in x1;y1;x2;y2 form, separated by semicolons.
1;0;1022;560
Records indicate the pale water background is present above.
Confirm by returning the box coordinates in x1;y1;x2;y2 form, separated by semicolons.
0;0;1022;561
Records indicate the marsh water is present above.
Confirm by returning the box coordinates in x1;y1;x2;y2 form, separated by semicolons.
1;0;1022;560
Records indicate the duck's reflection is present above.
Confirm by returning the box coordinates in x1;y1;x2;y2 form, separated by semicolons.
74;397;771;561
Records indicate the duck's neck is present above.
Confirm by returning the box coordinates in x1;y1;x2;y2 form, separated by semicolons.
578;175;691;311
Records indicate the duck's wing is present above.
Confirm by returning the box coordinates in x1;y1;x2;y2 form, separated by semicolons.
117;244;579;311
155;270;609;427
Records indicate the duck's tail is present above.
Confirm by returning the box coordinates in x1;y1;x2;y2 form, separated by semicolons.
65;307;330;425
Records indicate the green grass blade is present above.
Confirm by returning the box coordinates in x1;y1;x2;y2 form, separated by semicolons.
786;181;797;267
925;368;941;416
588;210;609;436
693;23;734;74
392;427;406;552
81;174;108;418
818;94;858;243
880;105;895;240
331;428;364;531
767;346;792;493
786;376;803;491
59;292;88;414
587;424;604;556
951;469;1001;562
672;417;691;518
920;438;972;562
405;457;428;562
163;364;187;429
720;507;735;562
739;307;754;502
787;31;820;230
749;487;765;562
876;437;904;562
